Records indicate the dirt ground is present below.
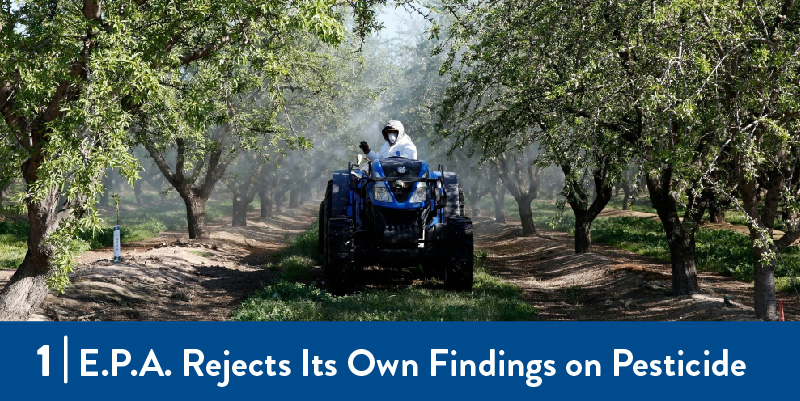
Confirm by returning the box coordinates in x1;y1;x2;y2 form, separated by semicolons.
475;216;799;321
0;206;318;321
1;204;797;321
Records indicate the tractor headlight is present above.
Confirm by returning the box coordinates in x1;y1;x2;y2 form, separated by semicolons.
409;182;428;203
373;184;392;202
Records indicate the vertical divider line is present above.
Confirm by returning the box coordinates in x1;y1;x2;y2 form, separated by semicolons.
64;335;68;384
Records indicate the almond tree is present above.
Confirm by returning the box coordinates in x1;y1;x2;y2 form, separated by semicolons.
437;1;632;248
225;151;266;227
543;125;627;253
0;0;385;320
437;0;713;293
493;151;541;237
439;0;800;313
697;0;800;320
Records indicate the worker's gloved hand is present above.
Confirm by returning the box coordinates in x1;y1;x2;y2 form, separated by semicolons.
359;141;370;154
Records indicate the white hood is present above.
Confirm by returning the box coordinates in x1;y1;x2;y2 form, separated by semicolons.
366;120;418;161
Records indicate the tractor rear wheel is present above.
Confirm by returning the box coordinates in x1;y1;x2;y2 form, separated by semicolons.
319;180;333;261
443;173;465;218
444;217;473;291
324;216;356;295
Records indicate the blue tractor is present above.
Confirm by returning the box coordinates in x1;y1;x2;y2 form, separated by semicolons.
318;156;473;295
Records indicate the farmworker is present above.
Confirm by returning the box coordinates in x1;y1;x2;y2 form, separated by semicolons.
360;120;418;161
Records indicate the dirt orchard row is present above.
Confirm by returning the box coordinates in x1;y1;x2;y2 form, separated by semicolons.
475;214;798;321
1;203;794;321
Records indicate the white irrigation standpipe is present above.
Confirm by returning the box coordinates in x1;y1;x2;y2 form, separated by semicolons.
112;194;121;263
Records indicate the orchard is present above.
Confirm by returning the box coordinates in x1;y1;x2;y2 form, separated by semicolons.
1;1;798;321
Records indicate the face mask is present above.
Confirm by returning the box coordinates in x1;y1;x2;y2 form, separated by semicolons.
388;133;398;145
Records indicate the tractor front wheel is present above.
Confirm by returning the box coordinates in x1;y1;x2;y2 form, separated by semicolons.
444;217;474;292
324;216;356;295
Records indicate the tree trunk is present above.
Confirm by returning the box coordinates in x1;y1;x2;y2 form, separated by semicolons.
709;203;726;223
493;198;505;223
561;163;613;254
133;179;143;206
646;170;700;295
467;187;481;217
621;185;631;210
738;171;782;320
516;196;537;236
0;182;6;208
275;191;284;213
144;138;232;240
492;188;506;223
495;154;540;236
574;216;592;254
258;188;273;219
666;230;699;295
752;245;779;320
231;193;249;227
0;205;57;320
490;174;507;223
0;163;60;320
288;186;300;209
181;192;209;239
655;214;700;295
300;185;311;206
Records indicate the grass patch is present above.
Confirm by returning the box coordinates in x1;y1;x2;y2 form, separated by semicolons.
235;225;536;321
262;222;323;281
0;191;235;268
103;192;230;233
522;200;800;287
276;223;323;265
605;197;657;213
482;194;800;293
234;265;536;321
78;218;168;249
277;256;316;281
0;221;28;269
529;198;800;288
565;216;800;284
590;217;671;261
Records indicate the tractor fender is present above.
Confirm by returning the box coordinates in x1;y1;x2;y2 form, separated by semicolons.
330;170;351;218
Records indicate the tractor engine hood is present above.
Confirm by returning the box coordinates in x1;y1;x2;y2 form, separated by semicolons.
370;159;431;207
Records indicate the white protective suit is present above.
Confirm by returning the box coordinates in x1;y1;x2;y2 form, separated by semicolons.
366;120;418;161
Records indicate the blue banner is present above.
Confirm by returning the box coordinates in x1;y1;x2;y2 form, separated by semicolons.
0;322;793;400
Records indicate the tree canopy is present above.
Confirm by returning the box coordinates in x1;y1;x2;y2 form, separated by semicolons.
436;0;800;319
0;0;390;320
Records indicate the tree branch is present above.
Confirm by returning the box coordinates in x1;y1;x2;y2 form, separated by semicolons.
177;17;254;66
175;138;186;181
775;229;800;250
199;143;233;199
82;0;102;20
179;35;231;65
143;140;179;188
0;82;28;149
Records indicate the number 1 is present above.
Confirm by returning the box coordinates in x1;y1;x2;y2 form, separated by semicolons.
37;345;49;376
